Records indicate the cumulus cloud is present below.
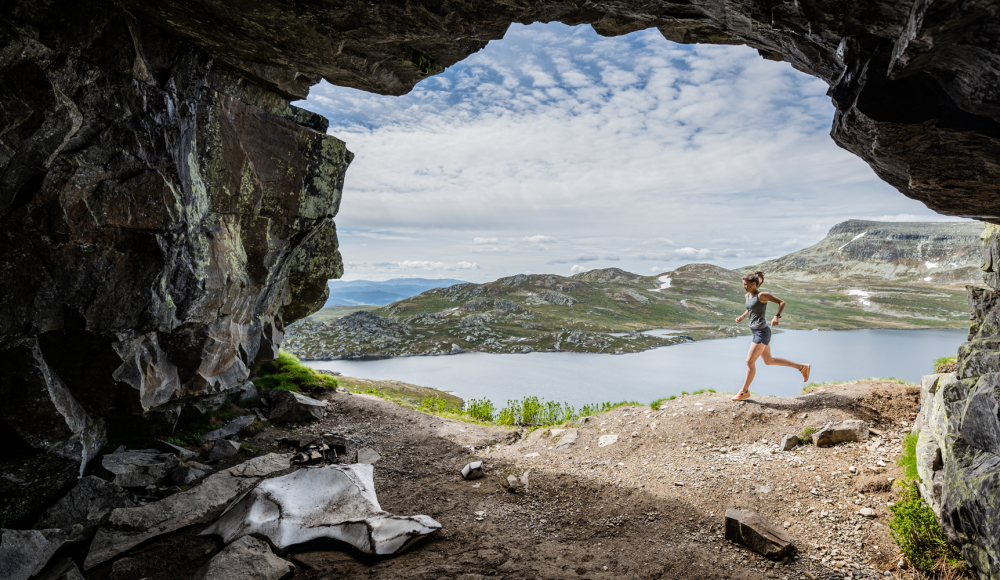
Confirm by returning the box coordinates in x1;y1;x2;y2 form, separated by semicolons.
520;235;557;244
474;237;500;244
641;238;677;247
674;247;714;259
570;265;590;273
547;255;619;264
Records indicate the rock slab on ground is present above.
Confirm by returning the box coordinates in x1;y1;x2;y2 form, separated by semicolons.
0;528;68;580
209;440;242;460
780;434;800;451
200;416;256;443
201;463;440;555
812;420;868;447
85;454;291;569
724;509;794;558
33;476;136;540
101;449;180;488
191;535;293;580
598;434;618;447
358;447;381;464
268;390;327;422
554;429;578;450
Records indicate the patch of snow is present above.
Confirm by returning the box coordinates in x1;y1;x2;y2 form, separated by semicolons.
924;277;933;282
925;261;939;269
658;275;672;289
847;289;872;306
949;262;959;267
838;231;867;251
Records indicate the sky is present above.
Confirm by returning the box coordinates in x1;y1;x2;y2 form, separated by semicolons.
296;23;969;283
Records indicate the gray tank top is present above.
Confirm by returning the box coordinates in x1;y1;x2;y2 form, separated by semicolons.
746;292;768;330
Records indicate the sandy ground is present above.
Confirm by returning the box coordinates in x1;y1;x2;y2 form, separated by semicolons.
225;380;919;580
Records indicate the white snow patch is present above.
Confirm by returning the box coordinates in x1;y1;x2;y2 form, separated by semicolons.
658;275;672;289
847;289;872;306
925;261;939;269
838;231;867;251
924;277;933;282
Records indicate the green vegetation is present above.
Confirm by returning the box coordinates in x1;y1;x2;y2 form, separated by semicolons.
935;355;958;373
164;406;243;447
899;430;920;482
251;350;338;392
307;305;379;322
801;426;818;440
889;482;968;576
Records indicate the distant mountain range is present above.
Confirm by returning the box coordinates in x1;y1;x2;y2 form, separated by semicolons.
741;220;982;283
324;278;470;306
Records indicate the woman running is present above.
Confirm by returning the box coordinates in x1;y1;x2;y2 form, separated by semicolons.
731;271;810;401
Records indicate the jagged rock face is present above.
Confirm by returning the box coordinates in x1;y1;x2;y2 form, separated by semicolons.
0;1;350;525
916;224;1000;578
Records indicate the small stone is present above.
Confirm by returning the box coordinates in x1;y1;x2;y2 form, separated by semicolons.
782;521;790;528
849;466;858;474
598;434;618;447
208;440;241;460
506;475;519;489
461;461;484;480
859;508;876;518
724;509;794;558
631;431;639;438
170;467;207;486
780;434;800;451
199;416;255;443
524;452;540;458
812;420;868;447
268;390;327;423
357;448;380;464
554;429;578;450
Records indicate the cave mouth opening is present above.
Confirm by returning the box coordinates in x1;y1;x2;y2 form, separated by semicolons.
290;22;958;282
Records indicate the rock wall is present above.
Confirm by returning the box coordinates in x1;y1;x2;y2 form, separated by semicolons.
916;225;1000;578
0;2;351;525
1;0;1000;547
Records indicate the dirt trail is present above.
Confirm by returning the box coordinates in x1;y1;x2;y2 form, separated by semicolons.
236;380;918;580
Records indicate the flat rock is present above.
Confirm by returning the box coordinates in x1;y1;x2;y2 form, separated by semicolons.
33;476;136;540
191;536;292;580
812;420;869;447
554;429;578;450
200;416;255;443
860;508;877;518
85;453;292;569
171;467;208;486
598;434;618;447
780;434;800;451
34;557;84;580
724;509;794;558
150;440;198;461
268;390;327;423
357;447;381;464
101;449;180;487
200;463;440;555
209;440;241;460
0;528;67;580
461;461;484;480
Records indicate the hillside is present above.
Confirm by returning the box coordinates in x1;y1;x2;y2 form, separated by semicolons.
742;219;983;282
284;265;971;359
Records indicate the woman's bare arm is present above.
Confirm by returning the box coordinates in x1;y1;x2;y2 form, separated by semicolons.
735;309;749;324
759;292;785;325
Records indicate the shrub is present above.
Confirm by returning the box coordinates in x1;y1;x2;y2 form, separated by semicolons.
465;398;495;422
899;430;920;482
889;482;967;575
252;350;338;392
801;426;818;440
418;395;453;414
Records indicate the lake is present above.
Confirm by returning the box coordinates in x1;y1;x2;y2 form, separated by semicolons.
303;328;968;407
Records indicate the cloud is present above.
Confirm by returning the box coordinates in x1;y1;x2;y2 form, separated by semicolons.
570;265;590;273
547;255;619;264
520;235;557;244
674;247;714;259
641;238;677;247
474;237;500;244
370;260;480;271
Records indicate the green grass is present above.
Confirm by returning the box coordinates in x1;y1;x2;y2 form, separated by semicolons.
934;355;957;373
889;482;968;575
801;426;818;440
251;350;338;392
164;407;242;447
899;430;920;482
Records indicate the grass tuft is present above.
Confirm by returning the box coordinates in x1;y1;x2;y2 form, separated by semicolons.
934;355;957;374
801;426;818;441
889;482;969;576
252;350;338;392
898;430;920;482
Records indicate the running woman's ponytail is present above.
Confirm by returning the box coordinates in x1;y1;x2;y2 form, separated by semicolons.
743;271;765;287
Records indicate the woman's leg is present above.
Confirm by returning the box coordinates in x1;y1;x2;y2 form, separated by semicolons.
761;345;810;381
739;342;766;393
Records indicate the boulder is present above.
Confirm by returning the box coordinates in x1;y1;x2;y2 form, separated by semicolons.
101;449;180;487
779;434;800;451
724;509;794;558
811;420;868;447
358;448;381;464
209;440;241;461
34;476;136;540
171;467;208;486
34;558;84;580
200;464;440;555
0;528;68;580
191;536;293;580
461;461;484;480
555;429;578;450
85;453;292;569
268;390;327;423
200;416;256;443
